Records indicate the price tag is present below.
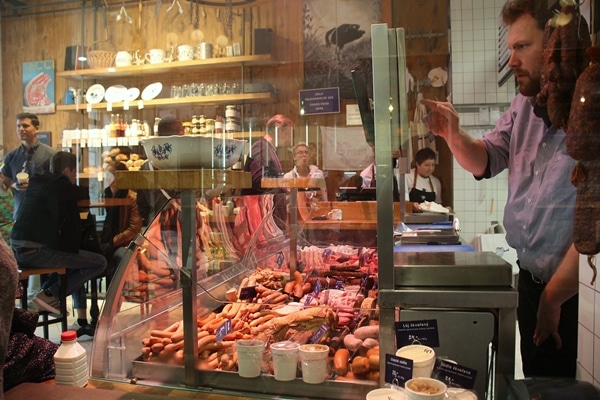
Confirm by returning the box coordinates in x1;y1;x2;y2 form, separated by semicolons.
333;280;344;290
385;353;412;387
106;102;113;112
313;279;322;296
310;324;329;343
304;295;313;306
123;100;130;110
216;319;232;342
86;102;92;113
395;319;440;348
137;100;144;109
239;286;257;301
277;251;285;267
431;359;477;390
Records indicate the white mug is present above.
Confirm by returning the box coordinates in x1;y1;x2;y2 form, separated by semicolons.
177;45;195;61
327;208;342;220
145;49;166;64
115;51;132;67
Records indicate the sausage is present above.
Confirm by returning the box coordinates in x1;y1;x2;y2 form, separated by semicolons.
333;348;350;376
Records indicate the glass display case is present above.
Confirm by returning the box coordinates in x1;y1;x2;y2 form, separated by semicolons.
90;175;380;399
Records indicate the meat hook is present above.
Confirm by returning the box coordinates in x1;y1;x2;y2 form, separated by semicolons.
167;0;184;14
116;2;132;24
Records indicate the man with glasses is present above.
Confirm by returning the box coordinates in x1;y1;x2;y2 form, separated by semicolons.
1;113;56;219
283;142;327;201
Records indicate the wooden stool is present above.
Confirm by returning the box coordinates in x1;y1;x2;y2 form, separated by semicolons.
18;267;68;339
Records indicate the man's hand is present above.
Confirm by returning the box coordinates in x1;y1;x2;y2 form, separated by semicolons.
534;291;562;348
420;99;461;139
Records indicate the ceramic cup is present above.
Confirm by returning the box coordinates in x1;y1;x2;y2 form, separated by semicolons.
270;341;299;381
327;208;342;220
177;45;195;61
145;49;166;64
298;344;329;384
404;377;447;400
16;172;29;185
236;339;264;378
115;50;133;67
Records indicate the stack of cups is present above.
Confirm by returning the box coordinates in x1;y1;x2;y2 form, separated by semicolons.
270;341;300;381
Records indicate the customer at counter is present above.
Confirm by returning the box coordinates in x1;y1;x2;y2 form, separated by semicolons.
283;142;327;201
244;114;295;194
405;147;442;211
10;152;107;334
101;160;143;286
1;113;56;220
421;0;578;378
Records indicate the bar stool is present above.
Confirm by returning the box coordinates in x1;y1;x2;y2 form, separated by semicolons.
18;267;68;339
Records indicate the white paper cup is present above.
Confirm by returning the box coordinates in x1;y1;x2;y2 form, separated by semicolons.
298;344;329;384
404;377;447;400
236;339;264;378
395;344;436;378
270;341;299;381
16;172;29;185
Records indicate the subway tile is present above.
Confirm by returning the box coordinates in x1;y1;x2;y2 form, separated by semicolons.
578;323;594;375
595;335;600;384
595;288;600;336
579;283;595;331
580;254;596;289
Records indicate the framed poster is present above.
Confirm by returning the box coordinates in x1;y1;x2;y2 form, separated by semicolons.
22;60;55;114
303;0;381;99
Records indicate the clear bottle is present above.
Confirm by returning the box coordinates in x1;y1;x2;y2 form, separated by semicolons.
153;117;161;136
109;114;117;138
54;330;88;387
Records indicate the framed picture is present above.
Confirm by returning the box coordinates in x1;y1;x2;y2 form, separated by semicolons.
22;60;56;114
303;0;381;99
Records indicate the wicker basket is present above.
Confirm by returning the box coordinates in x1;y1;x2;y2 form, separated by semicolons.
87;40;116;69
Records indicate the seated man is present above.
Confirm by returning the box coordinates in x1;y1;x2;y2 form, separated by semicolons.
283;142;327;201
10;151;107;334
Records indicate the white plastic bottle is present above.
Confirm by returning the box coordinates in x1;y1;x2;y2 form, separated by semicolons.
54;330;88;387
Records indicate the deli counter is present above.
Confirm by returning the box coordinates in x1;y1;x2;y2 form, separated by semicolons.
87;169;516;400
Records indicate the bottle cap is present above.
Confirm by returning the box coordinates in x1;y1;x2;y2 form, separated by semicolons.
61;330;78;341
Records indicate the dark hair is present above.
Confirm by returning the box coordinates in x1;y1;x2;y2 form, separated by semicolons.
414;147;436;165
157;116;183;136
109;161;128;171
16;112;40;128
50;151;77;173
501;0;554;31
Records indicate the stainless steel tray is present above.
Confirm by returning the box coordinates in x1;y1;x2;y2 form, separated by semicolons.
393;251;513;287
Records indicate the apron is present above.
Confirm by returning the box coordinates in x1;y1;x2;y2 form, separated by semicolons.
408;169;436;203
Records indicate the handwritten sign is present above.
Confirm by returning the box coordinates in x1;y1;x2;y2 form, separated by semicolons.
299;87;340;115
320;126;373;170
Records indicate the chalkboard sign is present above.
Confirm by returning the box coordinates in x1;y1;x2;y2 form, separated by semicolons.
37;131;51;146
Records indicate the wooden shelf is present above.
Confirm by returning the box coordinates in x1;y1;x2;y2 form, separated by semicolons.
57;54;277;80
115;169;251;190
261;177;326;189
56;92;276;111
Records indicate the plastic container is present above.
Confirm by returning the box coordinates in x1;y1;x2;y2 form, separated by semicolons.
54;330;88;387
395;344;436;378
270;341;299;381
298;344;329;384
236;339;265;378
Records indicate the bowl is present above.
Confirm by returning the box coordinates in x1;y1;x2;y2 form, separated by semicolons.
404;377;447;400
141;135;245;170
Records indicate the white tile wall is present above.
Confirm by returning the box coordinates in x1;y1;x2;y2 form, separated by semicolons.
449;0;513;245
578;253;600;386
